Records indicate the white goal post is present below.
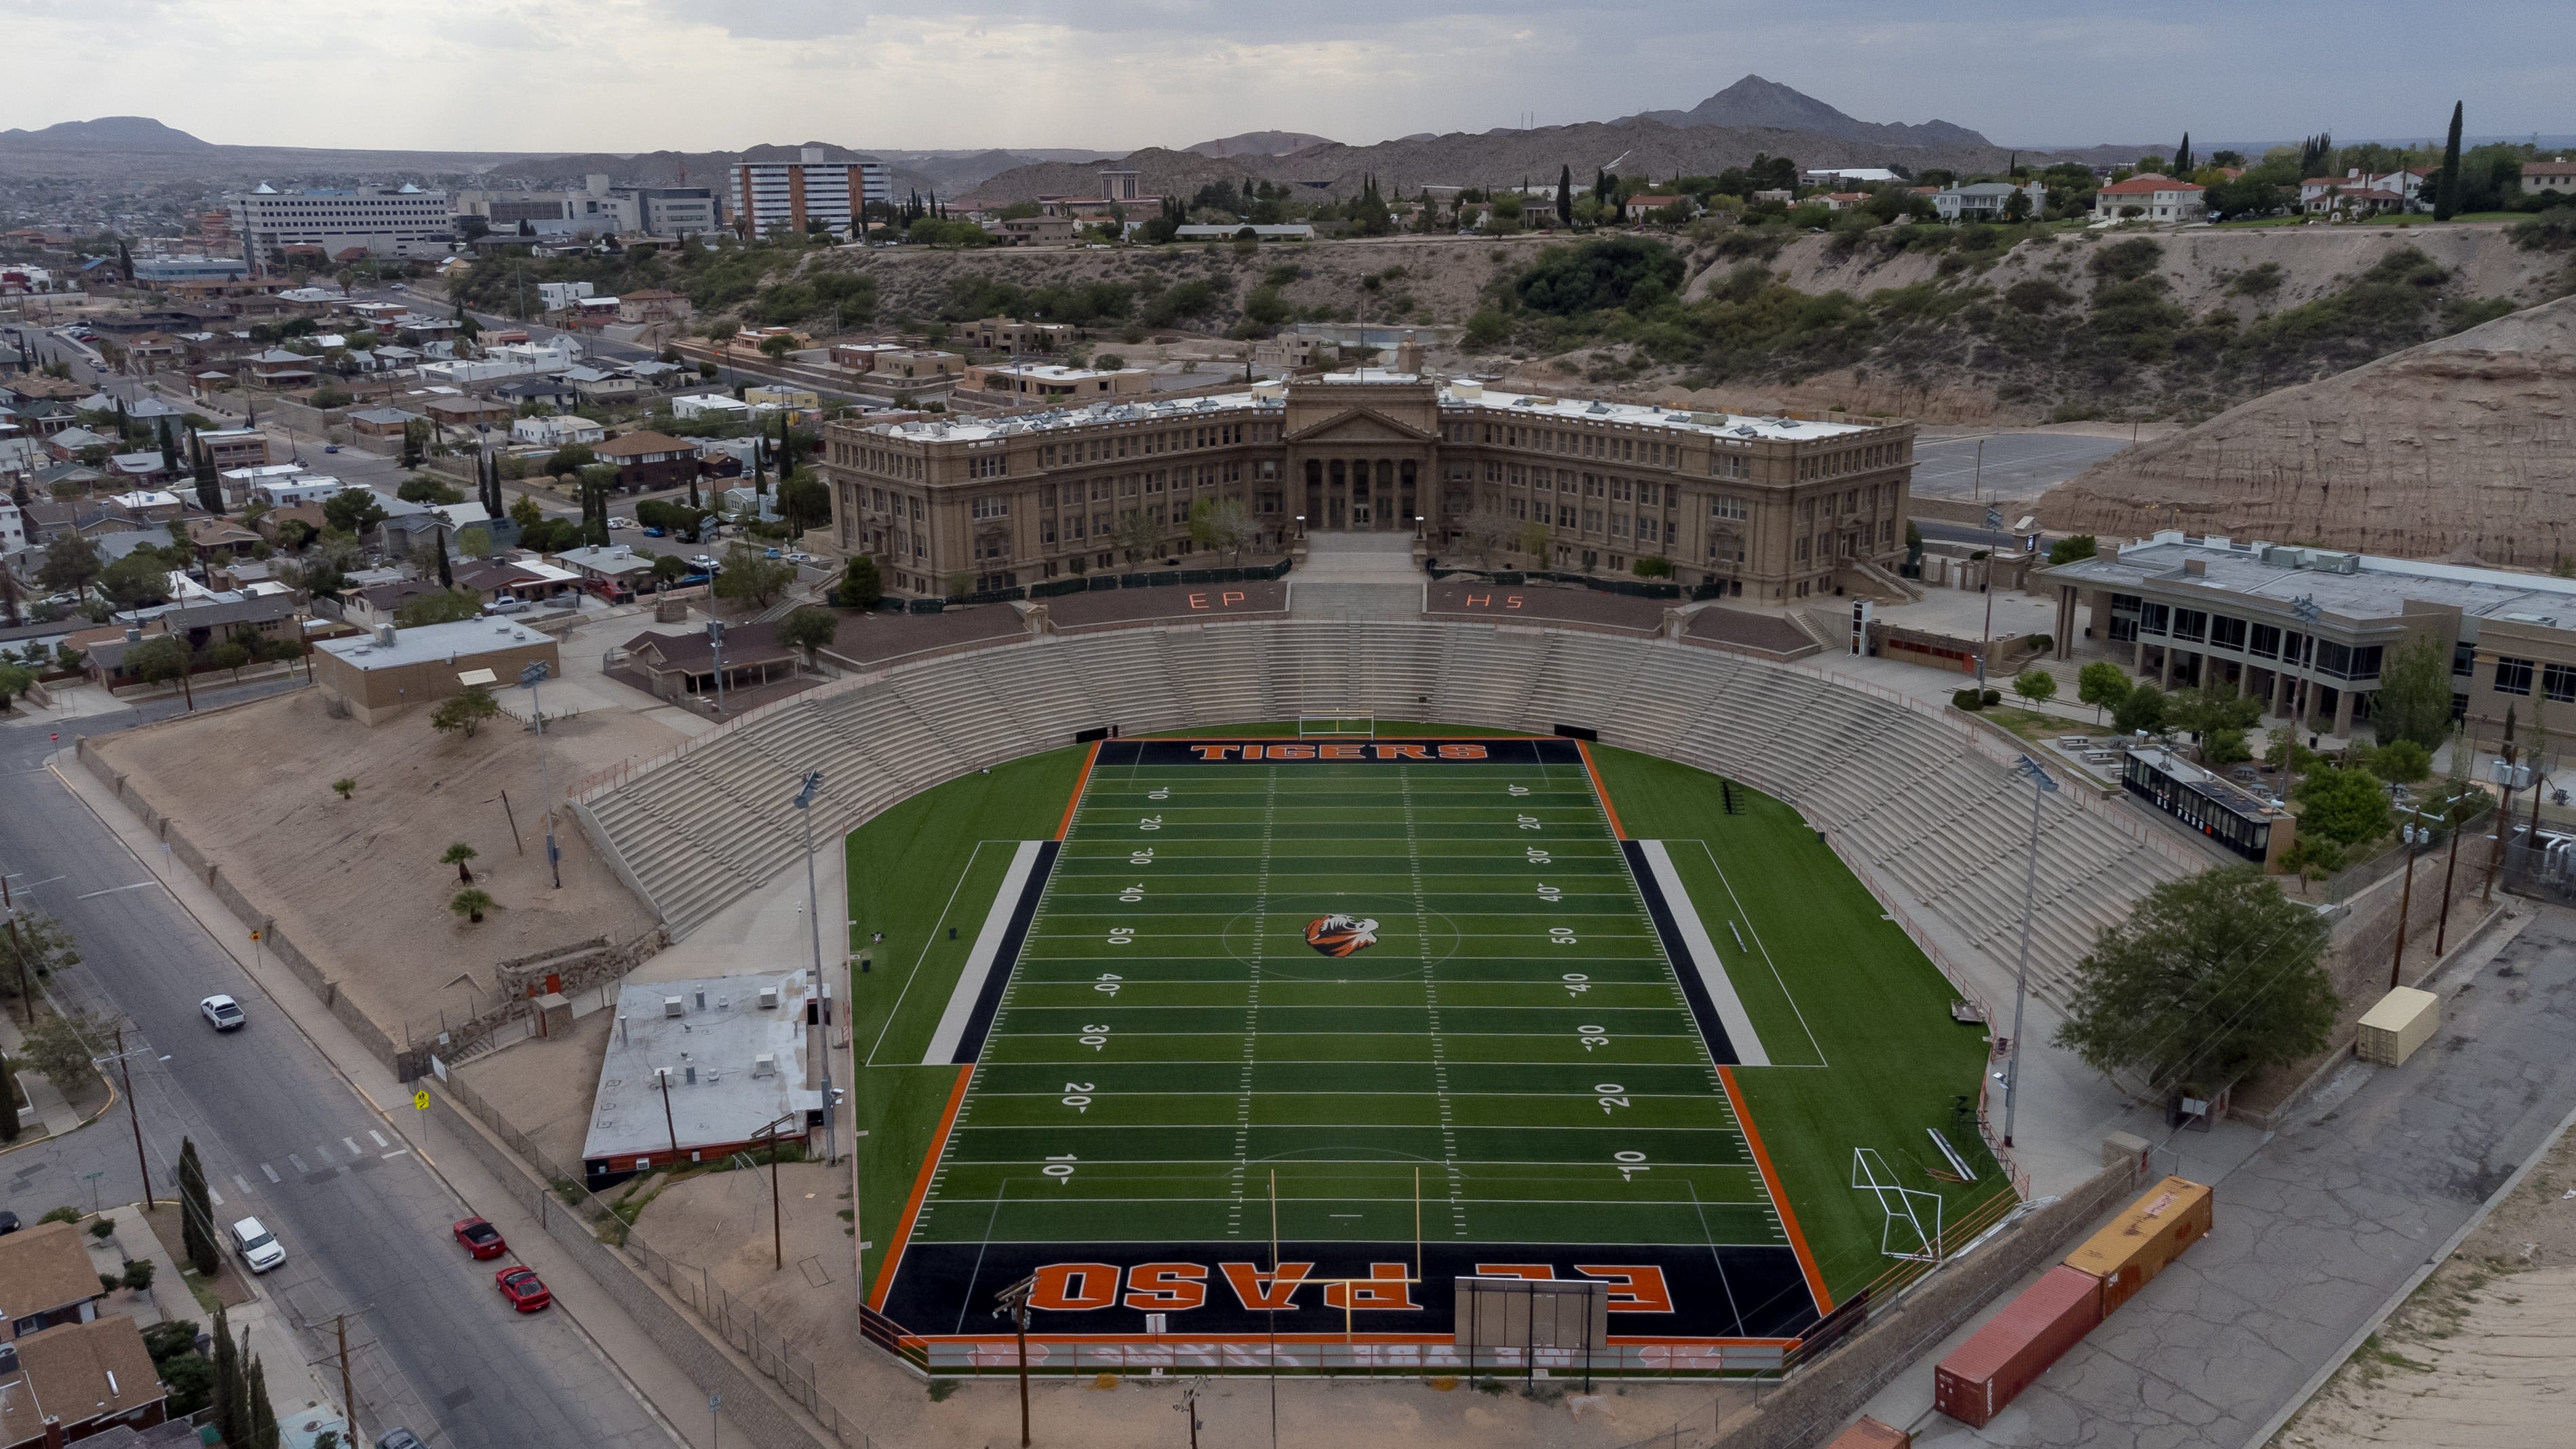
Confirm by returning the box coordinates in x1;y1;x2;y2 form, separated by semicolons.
1297;714;1377;737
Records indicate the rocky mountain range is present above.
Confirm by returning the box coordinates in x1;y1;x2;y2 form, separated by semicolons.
1186;130;1339;159
1621;74;1992;151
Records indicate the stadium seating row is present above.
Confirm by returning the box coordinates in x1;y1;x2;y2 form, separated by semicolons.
575;621;2202;1003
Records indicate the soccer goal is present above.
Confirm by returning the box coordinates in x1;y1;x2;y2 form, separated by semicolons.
1852;1147;1946;1263
1297;714;1377;737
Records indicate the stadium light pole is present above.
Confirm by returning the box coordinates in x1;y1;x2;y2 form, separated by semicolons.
520;662;562;889
1977;505;2003;691
2002;754;2058;1148
792;771;837;1168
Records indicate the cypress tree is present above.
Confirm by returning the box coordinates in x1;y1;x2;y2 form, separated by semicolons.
247;1355;278;1449
2435;102;2464;220
436;528;453;589
0;1050;17;1142
157;416;178;474
210;1308;242;1447
179;1138;218;1273
191;431;221;516
2174;132;2193;175
1556;165;1574;227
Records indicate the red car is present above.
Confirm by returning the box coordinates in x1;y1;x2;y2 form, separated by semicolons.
495;1266;552;1313
452;1218;507;1260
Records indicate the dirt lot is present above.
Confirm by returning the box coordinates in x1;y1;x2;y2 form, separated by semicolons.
2275;1089;2576;1447
90;686;665;1041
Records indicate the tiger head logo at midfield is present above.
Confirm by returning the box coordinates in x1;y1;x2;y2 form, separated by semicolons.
1304;914;1381;957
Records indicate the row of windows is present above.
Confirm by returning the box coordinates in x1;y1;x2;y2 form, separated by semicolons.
2133;600;2384;680
2490;657;2576;701
1796;440;1905;481
1038;423;1251;467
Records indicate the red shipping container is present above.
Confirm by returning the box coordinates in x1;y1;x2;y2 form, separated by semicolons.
1933;1264;2105;1428
1822;1416;1911;1448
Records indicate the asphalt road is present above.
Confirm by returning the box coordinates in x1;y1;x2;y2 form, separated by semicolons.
1909;431;2136;503
0;706;677;1449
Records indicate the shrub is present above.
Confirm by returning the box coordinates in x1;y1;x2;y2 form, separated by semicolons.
1951;688;1987;710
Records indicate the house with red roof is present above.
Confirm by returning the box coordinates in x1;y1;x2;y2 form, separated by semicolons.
2091;174;2207;224
2299;168;2429;218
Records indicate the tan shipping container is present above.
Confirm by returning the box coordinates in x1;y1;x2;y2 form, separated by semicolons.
2063;1176;2212;1315
2358;986;2440;1066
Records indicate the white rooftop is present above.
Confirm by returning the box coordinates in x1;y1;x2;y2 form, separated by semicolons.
583;971;819;1164
2047;532;2576;632
317;617;551;670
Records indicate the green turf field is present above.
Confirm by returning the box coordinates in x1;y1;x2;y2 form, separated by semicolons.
846;727;2009;1340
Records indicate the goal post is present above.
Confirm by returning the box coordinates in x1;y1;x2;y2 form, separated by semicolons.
1297;714;1376;737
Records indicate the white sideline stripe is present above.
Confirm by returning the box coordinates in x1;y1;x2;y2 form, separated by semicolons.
924;840;1045;1065
1639;840;1769;1068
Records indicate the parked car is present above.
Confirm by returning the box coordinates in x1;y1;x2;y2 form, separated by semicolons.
376;1429;428;1449
0;1210;21;1236
495;1266;552;1312
608;517;633;530
324;444;340;453
763;547;782;559
451;1217;507;1260
484;598;531;616
642;527;666;538
199;994;246;1030
689;554;719;570
784;550;814;564
230;1216;286;1273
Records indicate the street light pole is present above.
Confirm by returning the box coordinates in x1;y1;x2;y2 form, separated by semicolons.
1978;506;2003;691
792;772;835;1167
521;662;561;889
2002;754;2058;1148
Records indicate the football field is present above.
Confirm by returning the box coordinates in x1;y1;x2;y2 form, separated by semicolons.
867;735;1848;1345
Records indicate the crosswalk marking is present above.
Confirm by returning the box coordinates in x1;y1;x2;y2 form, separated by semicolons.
285;1154;305;1173
260;1163;280;1183
343;1137;362;1156
368;1130;389;1148
233;1174;252;1196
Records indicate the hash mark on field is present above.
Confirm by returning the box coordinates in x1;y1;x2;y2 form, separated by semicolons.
1404;763;1470;1239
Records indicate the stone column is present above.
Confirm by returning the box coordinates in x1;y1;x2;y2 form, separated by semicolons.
2054;585;2077;661
2267;667;2286;719
2333;685;2355;739
2160;644;2175;687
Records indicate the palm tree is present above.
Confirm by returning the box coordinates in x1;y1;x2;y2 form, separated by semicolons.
450;887;494;924
441;843;477;883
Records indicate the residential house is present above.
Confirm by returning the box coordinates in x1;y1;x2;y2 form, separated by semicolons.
254;503;329;545
551;543;660;600
511;414;607;447
184;516;263;563
992;216;1078;246
861;349;960;381
241;471;354;509
593;431;703;492
106;452;174;485
1932;180;2045;221
671;393;754;423
960;320;1078;354
743;385;819;412
614;621;802;703
103;491;184;523
155;592;301;652
1622;194;1692;223
829;343;905;371
0;1220;102;1341
337;577;444;630
1171;223;1316;242
196;428;270;469
2092;174;2208;223
346;406;425;439
566;366;640;405
422;396;515;429
0;1317;171;1447
958;362;1150;404
45;427;114;463
2524;157;2576;199
617;289;692;325
241;349;319;387
494;374;583;412
454;556;581;605
2299;168;2429;217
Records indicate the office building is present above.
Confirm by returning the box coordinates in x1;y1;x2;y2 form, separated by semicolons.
229;184;452;269
729;148;891;239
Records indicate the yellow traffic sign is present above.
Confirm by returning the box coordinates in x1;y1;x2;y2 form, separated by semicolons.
412;1089;431;1110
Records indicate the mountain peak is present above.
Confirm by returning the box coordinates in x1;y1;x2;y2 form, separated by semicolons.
1626;75;1991;151
0;115;212;150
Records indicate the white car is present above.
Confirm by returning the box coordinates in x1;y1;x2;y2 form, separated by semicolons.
784;551;814;564
199;994;246;1030
607;517;633;530
231;1216;286;1273
484;597;532;616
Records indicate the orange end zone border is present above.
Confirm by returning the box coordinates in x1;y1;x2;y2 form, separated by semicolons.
1574;739;1627;840
1057;739;1102;839
1718;1066;1832;1317
870;1064;975;1312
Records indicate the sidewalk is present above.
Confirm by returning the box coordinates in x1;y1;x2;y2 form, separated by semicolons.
0;1009;94;1140
97;1201;347;1442
49;747;745;1449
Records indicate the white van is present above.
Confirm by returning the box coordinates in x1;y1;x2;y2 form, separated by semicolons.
230;1216;286;1273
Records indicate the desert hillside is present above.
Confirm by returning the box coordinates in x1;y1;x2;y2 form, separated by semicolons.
2033;292;2576;562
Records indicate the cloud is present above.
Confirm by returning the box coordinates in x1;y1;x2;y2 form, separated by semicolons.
1;1;2567;155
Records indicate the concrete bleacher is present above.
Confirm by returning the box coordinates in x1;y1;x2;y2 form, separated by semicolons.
574;621;2208;999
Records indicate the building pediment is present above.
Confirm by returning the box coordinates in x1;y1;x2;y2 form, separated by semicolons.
1283;406;1437;447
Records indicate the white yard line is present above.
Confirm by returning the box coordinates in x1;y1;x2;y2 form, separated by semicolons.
1639;840;1770;1068
1682;838;1829;1067
921;840;1047;1066
865;838;1002;1067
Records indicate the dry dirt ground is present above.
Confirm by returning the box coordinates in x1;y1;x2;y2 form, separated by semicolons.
2274;1075;2576;1447
90;684;665;1042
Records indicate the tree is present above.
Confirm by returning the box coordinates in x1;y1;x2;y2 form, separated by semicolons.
440;843;480;884
2111;680;2166;735
2373;634;2452;750
450;887;494;924
1114;508;1162;564
1555;165;1574;227
2172;132;2193;176
456;524;494;559
0;662;35;711
2055;866;2337;1096
18;1006;109;1092
838;554;883;608
0;909;79;1014
2370;738;2433;784
777;469;830;533
208;640;252;681
2297;765;2394;851
2434;102;2464;221
191;431;222;516
124;634;194;708
2046;535;2098;566
430;684;501;739
179;1138;220;1275
508;494;545;532
543;444;597;479
395;590;482;627
247;1355;278;1449
0;1051;14;1143
399;419;428;469
651;552;688;586
211;1308;244;1449
37;535;103;596
396;476;465;505
321;490;387;537
2012;668;2058;705
1187;497;1251;561
712;545;796;608
332;777;356;799
778;605;839;664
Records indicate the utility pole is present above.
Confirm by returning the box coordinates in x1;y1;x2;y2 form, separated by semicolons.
2391;788;2421;991
995;1275;1036;1448
1978;505;2003;691
2436;777;2470;954
657;1067;677;1155
3;870;31;1024
2486;733;2521;902
793;772;835;1167
336;1314;355;1439
112;1026;153;1208
521;662;561;889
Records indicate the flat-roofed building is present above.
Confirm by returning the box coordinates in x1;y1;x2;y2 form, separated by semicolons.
821;368;1914;599
2039;532;2576;742
229;184;451;270
729;148;891;239
959;362;1150;405
581;969;822;1187
312;617;559;724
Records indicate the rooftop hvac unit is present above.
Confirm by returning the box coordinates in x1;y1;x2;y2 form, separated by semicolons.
374;623;397;646
2312;550;2361;575
757;986;780;1010
752;1054;776;1078
662;996;684;1018
2260;545;2305;568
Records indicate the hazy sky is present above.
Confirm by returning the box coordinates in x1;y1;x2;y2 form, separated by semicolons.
7;0;2568;155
